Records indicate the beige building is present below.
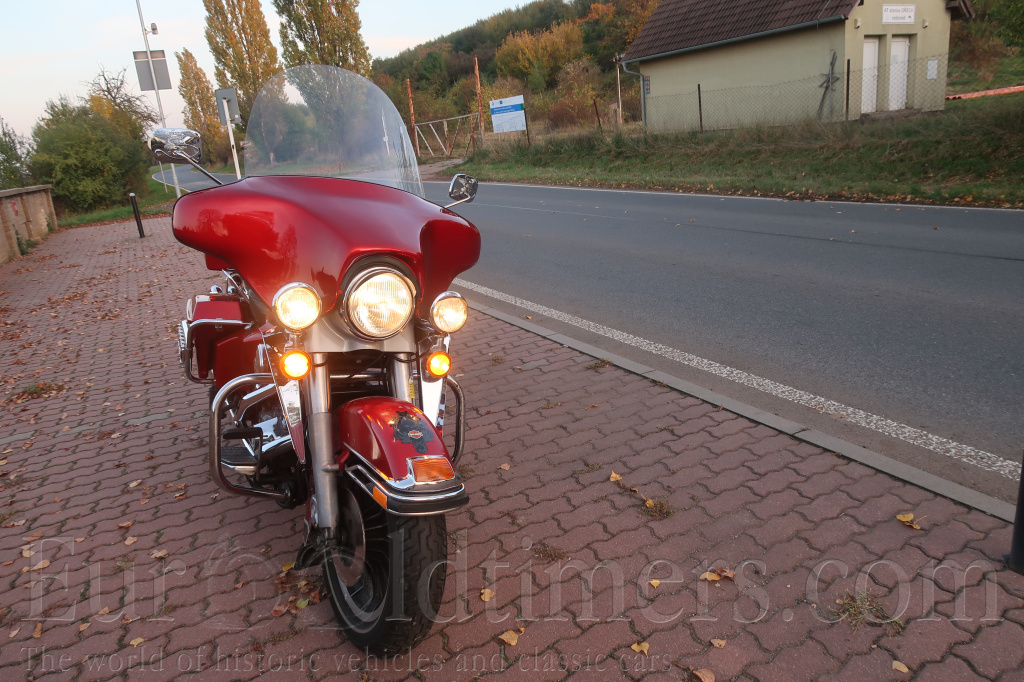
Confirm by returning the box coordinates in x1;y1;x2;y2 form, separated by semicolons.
621;0;975;133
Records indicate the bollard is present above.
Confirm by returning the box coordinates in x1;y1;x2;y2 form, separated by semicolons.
129;192;145;238
1008;451;1024;575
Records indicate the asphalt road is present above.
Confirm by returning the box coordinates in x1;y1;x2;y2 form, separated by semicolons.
153;167;237;191
425;181;1024;502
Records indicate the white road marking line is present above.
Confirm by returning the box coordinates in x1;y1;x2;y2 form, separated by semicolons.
425;181;999;213
455;278;1021;481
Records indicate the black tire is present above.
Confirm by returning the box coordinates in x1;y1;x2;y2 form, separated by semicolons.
323;483;448;655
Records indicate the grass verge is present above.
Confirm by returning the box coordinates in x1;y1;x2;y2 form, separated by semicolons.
457;94;1024;208
57;174;179;228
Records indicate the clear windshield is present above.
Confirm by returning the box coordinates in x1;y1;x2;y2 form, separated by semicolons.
244;65;423;198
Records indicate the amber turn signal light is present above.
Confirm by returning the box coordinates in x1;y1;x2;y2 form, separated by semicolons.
410;456;455;483
281;350;311;379
426;351;451;378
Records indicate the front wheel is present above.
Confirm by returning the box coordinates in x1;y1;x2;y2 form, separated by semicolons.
323;484;448;655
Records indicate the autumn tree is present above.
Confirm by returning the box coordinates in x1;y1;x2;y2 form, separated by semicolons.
0;115;31;189
86;68;158;141
203;0;281;126
495;21;584;90
273;0;371;75
176;49;230;166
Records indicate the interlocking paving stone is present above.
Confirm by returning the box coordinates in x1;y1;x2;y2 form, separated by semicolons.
1;218;1022;680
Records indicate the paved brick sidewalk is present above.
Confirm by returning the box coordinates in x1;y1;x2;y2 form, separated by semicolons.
1;219;1023;681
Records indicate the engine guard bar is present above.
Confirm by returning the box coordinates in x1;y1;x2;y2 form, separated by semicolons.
209;373;289;502
444;375;466;464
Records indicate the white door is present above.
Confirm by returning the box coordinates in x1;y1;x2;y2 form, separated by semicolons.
890;36;910;110
862;38;879;114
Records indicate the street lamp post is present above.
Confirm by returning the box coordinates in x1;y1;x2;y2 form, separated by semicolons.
134;0;180;198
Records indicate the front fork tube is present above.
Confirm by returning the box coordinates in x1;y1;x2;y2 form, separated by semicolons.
390;353;416;405
308;353;339;534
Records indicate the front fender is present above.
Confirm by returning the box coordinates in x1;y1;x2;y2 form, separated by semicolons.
335;397;467;515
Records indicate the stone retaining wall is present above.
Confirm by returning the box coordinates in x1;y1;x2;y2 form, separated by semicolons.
0;184;58;264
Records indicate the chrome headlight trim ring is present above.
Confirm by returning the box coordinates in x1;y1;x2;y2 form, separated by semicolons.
341;267;417;340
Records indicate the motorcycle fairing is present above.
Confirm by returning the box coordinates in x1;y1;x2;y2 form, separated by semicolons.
171;176;481;316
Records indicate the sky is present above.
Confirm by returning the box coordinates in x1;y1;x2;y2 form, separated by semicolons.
0;0;529;138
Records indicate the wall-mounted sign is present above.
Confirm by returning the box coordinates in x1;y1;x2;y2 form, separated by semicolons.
882;4;916;24
489;95;526;134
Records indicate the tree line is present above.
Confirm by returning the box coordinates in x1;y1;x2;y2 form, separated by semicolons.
3;0;1021;213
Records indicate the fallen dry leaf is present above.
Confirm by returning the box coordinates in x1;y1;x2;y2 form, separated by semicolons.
21;548;33;558
97;607;110;615
79;622;90;632
271;604;288;617
25;531;42;541
498;630;520;646
8;627;20;638
498;463;510;471
699;572;721;582
630;642;649;655
30;559;50;571
896;513;922;530
130;637;145;648
32;623;42;638
124;537;138;546
480;588;495;602
892;661;909;673
128;480;142;488
282;561;295;572
151;549;168;559
75;538;84;543
649;579;661;588
609;472;622;482
710;638;726;649
694;670;716;682
117;521;133;529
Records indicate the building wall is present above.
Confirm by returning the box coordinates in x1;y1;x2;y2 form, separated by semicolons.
640;22;847;132
846;0;953;114
637;0;955;132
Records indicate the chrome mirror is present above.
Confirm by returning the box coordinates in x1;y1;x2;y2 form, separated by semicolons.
445;174;478;209
150;128;203;165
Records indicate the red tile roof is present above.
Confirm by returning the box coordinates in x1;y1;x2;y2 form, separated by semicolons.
622;0;974;63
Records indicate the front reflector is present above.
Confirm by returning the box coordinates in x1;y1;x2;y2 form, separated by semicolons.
281;350;311;379
426;351;451;378
411;456;455;483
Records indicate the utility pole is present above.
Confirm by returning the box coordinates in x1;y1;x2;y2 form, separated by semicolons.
615;57;623;128
474;55;485;148
134;0;180;198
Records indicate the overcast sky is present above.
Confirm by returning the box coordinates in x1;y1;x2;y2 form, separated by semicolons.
0;0;528;138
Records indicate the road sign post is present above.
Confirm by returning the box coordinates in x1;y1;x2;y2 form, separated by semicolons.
133;0;180;198
215;88;242;180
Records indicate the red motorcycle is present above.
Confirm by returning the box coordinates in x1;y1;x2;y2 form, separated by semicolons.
150;65;480;653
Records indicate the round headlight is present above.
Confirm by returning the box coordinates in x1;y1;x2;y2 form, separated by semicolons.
273;283;321;331
345;270;415;339
430;292;468;333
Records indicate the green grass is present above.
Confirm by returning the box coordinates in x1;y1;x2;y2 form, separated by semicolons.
457;93;1024;207
947;51;1024;94
58;174;179;228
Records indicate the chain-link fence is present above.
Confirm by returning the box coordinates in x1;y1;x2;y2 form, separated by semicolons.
645;54;950;134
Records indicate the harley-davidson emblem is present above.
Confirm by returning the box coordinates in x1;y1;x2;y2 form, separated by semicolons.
391;411;433;454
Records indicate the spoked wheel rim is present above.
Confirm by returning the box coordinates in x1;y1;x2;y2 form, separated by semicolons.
325;486;390;634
